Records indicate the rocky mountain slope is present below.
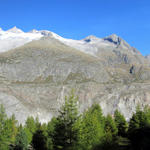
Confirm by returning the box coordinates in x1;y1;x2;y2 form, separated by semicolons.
0;27;150;123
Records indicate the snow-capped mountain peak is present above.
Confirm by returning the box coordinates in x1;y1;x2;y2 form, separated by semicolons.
83;35;100;43
103;34;132;50
0;27;139;56
103;34;120;44
0;27;43;53
28;29;39;33
7;26;24;33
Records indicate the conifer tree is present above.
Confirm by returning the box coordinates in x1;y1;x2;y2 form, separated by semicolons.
14;127;28;150
25;116;37;134
47;117;58;150
114;110;128;136
105;114;118;136
129;106;147;133
99;114;118;150
79;104;105;150
24;116;39;144
0;104;9;150
143;105;150;125
0;105;18;149
52;90;79;150
32;128;48;150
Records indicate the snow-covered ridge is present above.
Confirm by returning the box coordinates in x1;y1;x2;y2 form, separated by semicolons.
0;27;44;53
0;26;129;55
49;32;118;56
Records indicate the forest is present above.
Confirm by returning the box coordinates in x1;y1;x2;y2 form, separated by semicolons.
0;91;150;150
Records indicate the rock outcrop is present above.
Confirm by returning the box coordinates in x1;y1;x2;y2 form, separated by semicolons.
0;28;150;123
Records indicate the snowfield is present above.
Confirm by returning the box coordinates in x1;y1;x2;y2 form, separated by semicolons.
0;27;43;52
0;26;117;55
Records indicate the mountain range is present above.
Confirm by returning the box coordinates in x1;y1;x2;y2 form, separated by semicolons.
0;26;150;123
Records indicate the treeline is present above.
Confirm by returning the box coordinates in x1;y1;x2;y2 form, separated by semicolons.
1;91;150;150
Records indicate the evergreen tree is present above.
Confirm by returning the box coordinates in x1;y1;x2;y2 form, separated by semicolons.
114;110;128;136
129;106;147;133
79;104;105;150
24;127;32;146
0;104;9;150
3;115;18;148
24;116;39;144
105;114;118;136
143;105;150;126
99;114;118;150
14;128;28;150
9;115;18;143
47;117;57;137
52;90;79;150
0;105;18;149
32;128;48;150
25;116;37;134
41;123;53;150
47;117;58;150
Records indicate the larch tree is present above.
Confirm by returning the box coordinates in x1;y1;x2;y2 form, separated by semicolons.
52;90;79;150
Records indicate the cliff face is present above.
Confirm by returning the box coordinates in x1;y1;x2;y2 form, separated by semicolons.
0;32;150;123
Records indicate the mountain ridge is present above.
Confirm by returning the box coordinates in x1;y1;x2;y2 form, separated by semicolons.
0;27;146;57
0;27;150;123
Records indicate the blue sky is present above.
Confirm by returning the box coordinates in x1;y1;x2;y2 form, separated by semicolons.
0;0;150;55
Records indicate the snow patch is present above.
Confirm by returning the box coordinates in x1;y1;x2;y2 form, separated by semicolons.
50;32;115;56
0;27;119;55
0;27;43;52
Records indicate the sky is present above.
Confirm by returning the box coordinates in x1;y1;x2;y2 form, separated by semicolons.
0;0;150;55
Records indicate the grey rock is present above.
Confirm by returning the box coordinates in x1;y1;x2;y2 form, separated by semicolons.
0;32;150;124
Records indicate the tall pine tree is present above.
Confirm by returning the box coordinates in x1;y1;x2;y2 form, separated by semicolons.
52;90;79;150
79;104;105;150
114;110;128;136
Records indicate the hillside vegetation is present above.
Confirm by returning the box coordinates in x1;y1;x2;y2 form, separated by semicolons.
1;91;150;150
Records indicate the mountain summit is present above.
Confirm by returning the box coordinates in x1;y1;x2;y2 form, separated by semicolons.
0;27;144;56
0;27;150;123
104;34;121;44
83;35;100;42
7;26;23;33
104;34;131;49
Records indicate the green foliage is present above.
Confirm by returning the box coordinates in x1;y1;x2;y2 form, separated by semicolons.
114;110;128;136
47;117;57;137
52;90;79;150
79;104;105;150
24;116;40;144
47;117;58;150
32;128;48;150
0;105;9;150
129;106;147;133
105;114;118;136
41;123;53;150
98;114;118;150
24;127;32;146
2;96;150;150
14;127;28;150
0;105;18;150
25;116;37;134
128;105;150;150
143;105;150;125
